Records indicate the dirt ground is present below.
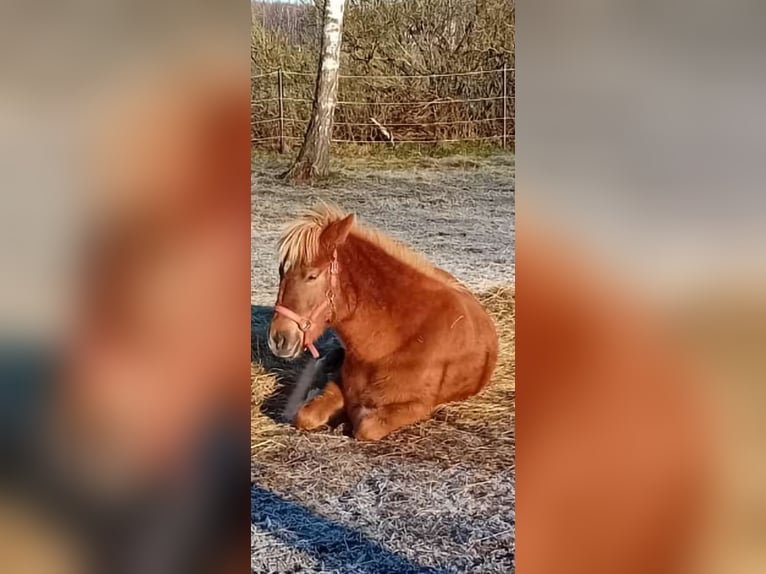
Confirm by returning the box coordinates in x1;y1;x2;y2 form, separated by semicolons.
251;155;515;573
251;153;515;574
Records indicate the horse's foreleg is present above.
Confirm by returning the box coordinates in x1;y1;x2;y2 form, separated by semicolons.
294;381;344;430
352;401;432;441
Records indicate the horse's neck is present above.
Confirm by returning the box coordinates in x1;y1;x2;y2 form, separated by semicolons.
334;236;416;350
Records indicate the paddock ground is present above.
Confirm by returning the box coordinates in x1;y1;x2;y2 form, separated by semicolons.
251;153;514;306
251;153;515;574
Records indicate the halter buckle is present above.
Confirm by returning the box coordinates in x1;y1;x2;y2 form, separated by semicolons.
298;318;312;332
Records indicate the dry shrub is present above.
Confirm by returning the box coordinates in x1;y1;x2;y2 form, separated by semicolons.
251;0;515;150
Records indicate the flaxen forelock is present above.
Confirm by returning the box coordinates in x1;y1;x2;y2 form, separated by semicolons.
278;202;466;290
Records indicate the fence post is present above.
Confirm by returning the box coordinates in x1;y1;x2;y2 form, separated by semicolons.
502;65;508;149
277;68;286;154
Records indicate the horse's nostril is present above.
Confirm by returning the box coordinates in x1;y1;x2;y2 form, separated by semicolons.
270;330;298;357
274;332;287;351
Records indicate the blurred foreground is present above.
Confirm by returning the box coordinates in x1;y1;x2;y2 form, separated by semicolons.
2;1;766;574
1;2;250;573
519;1;766;573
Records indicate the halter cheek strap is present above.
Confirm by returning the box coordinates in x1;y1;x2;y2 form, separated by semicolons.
273;301;329;359
274;249;339;359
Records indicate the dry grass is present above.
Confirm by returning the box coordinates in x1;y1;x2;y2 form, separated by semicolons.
251;286;514;573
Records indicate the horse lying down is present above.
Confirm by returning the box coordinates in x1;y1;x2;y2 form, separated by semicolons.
268;205;499;441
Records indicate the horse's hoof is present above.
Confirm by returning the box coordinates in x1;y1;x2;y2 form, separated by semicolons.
353;418;387;441
294;405;324;431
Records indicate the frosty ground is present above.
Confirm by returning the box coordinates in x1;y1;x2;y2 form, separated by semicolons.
251;153;515;574
251;153;514;305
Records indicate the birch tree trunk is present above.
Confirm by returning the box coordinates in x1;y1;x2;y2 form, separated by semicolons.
283;0;346;182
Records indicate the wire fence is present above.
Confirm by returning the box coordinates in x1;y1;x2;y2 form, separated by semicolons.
251;67;515;152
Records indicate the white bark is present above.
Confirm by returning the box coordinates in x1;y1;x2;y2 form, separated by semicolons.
322;0;344;71
285;0;346;181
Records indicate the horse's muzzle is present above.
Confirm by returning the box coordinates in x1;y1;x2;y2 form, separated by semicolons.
268;329;302;359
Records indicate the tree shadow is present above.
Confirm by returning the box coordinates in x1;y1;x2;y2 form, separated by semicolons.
251;485;450;574
251;305;344;424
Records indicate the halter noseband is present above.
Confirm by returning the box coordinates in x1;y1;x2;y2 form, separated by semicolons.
274;249;339;359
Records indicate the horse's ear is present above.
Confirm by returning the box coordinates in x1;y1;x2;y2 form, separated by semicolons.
321;213;355;248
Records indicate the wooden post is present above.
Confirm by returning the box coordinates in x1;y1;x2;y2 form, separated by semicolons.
502;65;508;149
278;68;286;154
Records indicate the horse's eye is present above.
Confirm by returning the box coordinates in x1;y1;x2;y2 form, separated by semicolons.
307;273;318;281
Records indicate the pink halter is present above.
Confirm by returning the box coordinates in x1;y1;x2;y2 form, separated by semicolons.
274;249;339;359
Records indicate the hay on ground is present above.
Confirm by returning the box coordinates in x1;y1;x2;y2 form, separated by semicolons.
251;286;514;574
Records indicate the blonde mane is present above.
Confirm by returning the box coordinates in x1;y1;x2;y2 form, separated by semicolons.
279;204;466;290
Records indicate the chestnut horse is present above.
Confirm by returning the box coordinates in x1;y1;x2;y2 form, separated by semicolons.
268;205;499;441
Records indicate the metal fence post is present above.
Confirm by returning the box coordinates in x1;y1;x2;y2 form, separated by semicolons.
502;65;508;149
278;68;286;154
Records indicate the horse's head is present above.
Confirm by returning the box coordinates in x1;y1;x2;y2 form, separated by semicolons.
269;212;355;359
